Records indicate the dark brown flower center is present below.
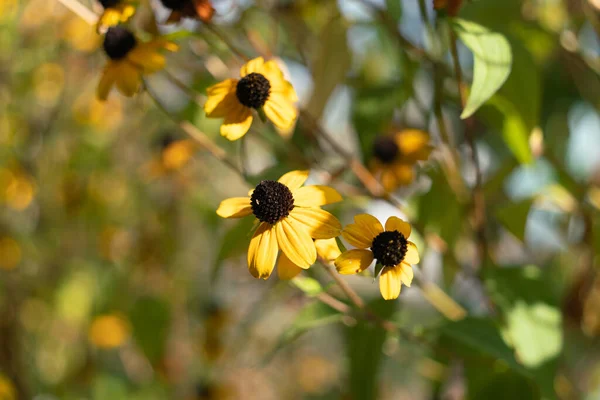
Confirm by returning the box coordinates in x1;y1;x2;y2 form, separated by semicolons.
236;73;271;109
159;0;189;10
373;136;399;164
371;230;407;267
99;0;120;8
250;180;294;224
103;27;136;60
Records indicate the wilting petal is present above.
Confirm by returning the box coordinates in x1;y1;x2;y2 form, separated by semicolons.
404;242;419;264
204;79;238;115
277;252;303;280
221;104;253;141
278;170;308;191
315;238;341;262
128;44;166;73
263;94;297;129
276;218;316;269
380;168;399;192
334;249;374;275
288;207;341;239
379;266;401;300
97;63;117;101
240;57;265;77
384;216;411;238
247;223;278;279
216;197;252;218
114;63;141;97
398;262;414;287
292;185;342;207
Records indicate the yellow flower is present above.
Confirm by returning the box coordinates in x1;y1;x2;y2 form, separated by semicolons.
89;314;130;349
371;129;433;192
335;214;419;300
97;27;178;101
204;57;298;141
217;171;342;279
97;0;136;32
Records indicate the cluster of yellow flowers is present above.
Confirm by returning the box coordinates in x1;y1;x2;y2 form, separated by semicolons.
92;0;432;300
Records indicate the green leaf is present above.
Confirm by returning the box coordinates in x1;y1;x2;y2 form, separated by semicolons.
346;298;396;400
385;0;402;22
291;276;323;297
451;19;513;119
495;199;533;241
130;296;172;364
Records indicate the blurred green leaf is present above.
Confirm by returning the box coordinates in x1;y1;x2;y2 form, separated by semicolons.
93;375;128;400
346;298;396;400
212;217;256;282
451;19;512;119
465;367;540;400
130;296;172;364
495;199;533;241
291;276;323;297
385;0;402;22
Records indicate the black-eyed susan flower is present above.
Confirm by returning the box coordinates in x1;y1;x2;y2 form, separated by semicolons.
278;238;341;280
204;57;298;141
159;0;214;23
335;214;419;300
216;171;341;279
96;0;136;32
97;27;177;101
371;129;433;192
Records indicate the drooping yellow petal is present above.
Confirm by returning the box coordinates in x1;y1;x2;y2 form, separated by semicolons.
204;79;238;116
334;249;374;275
276;218;316;269
127;44;166;73
247;223;278;279
398;262;414;287
277;252;303;280
114;63;141;97
288;207;341;239
395;129;431;158
315;238;341;262
380;168;399;192
392;163;415;186
292;185;342;207
220;103;253;141
240;57;265;77
379;265;401;300
384;216;411;238
97;62;118;101
263;94;297;129
341;214;383;248
278;170;309;191
404;242;419;265
216;197;252;218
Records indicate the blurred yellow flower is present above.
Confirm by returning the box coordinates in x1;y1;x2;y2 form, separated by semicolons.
0;237;21;270
335;214;419;300
97;27;178;100
89;314;130;349
370;129;433;192
204;57;298;141
0;375;16;400
97;0;136;32
0;168;35;211
33;63;65;106
0;0;18;20
72;92;124;130
217;170;342;279
62;16;101;52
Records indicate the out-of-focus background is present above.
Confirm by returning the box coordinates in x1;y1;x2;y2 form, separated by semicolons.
2;0;600;398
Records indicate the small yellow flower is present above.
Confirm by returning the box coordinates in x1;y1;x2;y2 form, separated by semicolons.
96;0;136;32
89;314;130;349
217;171;342;279
371;129;433;192
97;27;178;101
204;57;298;141
335;214;419;300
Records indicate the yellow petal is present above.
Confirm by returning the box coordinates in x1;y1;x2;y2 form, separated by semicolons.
334;249;374;275
277;252;303;280
128;44;166;73
384;216;411;238
379;266;401;300
263;94;297;129
288;207;341;239
240;57;265;77
276;218;316;269
315;238;341;262
404;242;419;264
97;63;117;101
392;163;415;185
398;262;414;287
216;197;252;218
380;168;399;192
247;223;278;279
114;63;141;97
261;60;285;83
342;214;383;248
204;79;238;116
278;170;309;191
292;185;342;207
220;104;253;141
395;129;431;157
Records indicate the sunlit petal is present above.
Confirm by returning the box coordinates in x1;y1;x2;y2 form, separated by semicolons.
379;265;401;300
278;170;309;191
292;185;342;207
216;197;252;218
289;207;341;239
277;252;303;280
334;249;374;275
247;223;278;279
276;218;316;269
384;216;411;238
